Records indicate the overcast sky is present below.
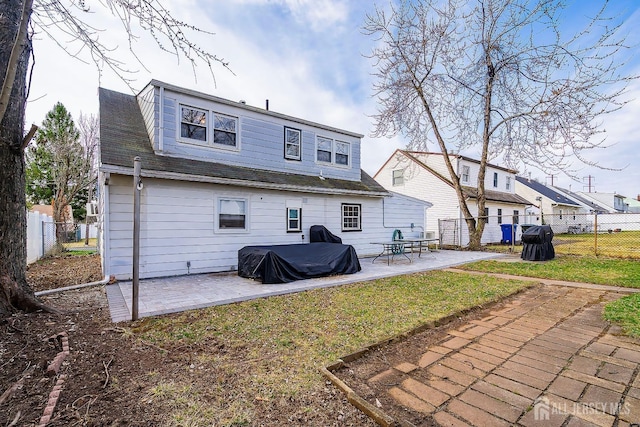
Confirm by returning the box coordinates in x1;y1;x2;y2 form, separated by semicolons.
25;0;640;199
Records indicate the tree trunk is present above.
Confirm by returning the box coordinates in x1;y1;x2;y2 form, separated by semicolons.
0;0;49;316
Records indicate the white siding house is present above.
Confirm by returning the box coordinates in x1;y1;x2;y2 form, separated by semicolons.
98;81;430;280
515;177;583;233
374;150;530;246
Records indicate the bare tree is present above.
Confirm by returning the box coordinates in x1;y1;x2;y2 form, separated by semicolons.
0;0;230;316
364;0;636;249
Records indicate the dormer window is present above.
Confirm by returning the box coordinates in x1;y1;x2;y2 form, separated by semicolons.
180;106;207;142
179;104;238;150
506;176;512;191
493;172;499;188
316;136;350;167
284;127;301;160
213;113;237;147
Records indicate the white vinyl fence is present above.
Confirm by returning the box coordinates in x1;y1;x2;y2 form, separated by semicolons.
27;210;99;264
27;210;55;264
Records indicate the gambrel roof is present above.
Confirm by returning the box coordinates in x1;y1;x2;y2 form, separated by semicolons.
99;88;387;197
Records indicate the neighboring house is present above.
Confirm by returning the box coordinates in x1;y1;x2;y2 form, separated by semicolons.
373;150;530;246
576;192;628;213
98;80;430;280
30;204;74;224
625;195;640;213
515;177;583;233
552;187;610;215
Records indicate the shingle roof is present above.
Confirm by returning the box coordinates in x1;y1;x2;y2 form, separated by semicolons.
515;177;580;207
98;87;387;196
398;151;531;205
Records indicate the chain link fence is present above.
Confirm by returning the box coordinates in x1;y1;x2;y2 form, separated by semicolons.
438;212;640;259
42;222;98;256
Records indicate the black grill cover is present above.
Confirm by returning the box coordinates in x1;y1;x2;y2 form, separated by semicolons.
521;225;555;261
309;225;342;243
238;242;361;284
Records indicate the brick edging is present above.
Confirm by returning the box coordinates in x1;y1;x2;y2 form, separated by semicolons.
39;332;70;427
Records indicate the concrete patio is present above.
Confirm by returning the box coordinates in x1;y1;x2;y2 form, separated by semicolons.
105;249;504;322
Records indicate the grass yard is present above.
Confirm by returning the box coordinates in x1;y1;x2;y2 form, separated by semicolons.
459;254;640;288
554;230;640;259
604;294;640;338
131;270;531;425
484;230;640;259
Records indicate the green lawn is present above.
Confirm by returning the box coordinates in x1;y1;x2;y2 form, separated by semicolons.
132;271;531;425
458;255;640;288
604;294;640;338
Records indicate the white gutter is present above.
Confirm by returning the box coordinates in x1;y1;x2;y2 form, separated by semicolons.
35;275;111;296
99;165;389;198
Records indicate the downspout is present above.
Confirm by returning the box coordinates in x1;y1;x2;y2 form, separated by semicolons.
35;275;111;296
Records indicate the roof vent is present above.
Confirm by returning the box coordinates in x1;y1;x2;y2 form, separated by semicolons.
239;100;246;105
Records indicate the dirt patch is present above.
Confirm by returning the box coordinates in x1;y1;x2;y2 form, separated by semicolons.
2;255;374;426
27;254;103;292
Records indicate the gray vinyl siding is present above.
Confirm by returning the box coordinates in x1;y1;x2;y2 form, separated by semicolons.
104;174;426;280
149;88;361;182
136;85;157;150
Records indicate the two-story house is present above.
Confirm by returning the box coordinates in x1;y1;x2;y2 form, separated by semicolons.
98;81;430;280
515;177;584;233
575;192;628;213
373;150;530;246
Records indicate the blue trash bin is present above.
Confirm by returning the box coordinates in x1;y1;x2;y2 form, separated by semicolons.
500;224;517;244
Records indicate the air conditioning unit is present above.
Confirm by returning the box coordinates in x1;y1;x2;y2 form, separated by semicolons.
86;201;98;217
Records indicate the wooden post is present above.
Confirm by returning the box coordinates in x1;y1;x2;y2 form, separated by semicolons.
132;157;141;321
593;212;598;257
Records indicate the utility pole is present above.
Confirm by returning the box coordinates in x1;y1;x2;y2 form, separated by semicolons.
546;174;557;186
583;175;595;193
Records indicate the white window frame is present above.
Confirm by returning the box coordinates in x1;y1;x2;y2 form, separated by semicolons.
212;112;239;150
392;169;404;186
179;105;208;144
284;127;302;161
505;176;512;191
497;208;502;224
216;197;249;233
177;104;240;152
286;207;302;232
493;172;499;188
461;165;470;183
316;136;350;167
341;203;361;232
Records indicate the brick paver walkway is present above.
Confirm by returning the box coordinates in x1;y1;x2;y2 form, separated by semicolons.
366;286;640;426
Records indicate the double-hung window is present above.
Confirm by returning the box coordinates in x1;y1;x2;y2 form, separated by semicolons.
341;203;361;231
335;141;349;165
505;176;512;191
513;210;520;224
461;165;470;183
179;104;238;150
392;169;404;186
497;208;503;224
284;127;301;160
287;207;302;232
180;106;207;142
316;136;350;166
317;136;333;163
218;198;247;231
493;172;499;188
213;113;237;147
